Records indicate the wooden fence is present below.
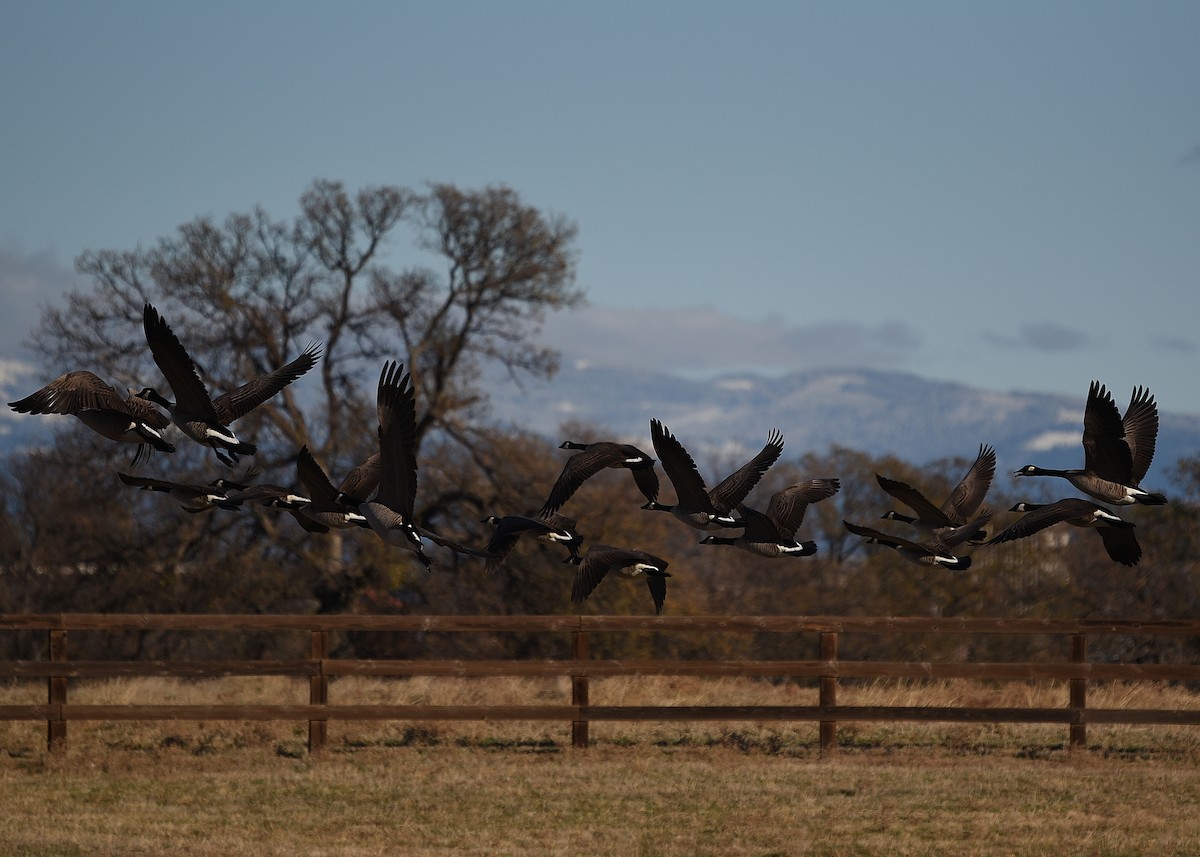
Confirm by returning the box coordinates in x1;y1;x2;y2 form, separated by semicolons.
3;614;1200;753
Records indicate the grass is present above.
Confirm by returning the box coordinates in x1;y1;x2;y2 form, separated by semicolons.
4;676;1200;855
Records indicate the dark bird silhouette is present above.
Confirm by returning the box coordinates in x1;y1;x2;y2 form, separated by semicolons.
292;445;380;532
9;370;174;466
643;418;783;530
843;518;984;570
701;479;841;558
140;302;321;466
538;439;658;517
879;443;996;543
571;544;671;615
481;512;583;573
987;499;1141;567
359;361;490;569
1014;381;1166;506
117;471;240;513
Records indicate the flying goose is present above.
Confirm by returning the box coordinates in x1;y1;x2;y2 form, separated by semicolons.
643;418;784;530
291;445;380;532
571;544;671;615
117;471;240;513
701;478;841;558
9;370;175;466
1014;381;1166;506
538;439;659;517
481;512;584;573
842;518;984;570
986;499;1141;567
140;303;321;466
359;361;490;569
879;443;996;543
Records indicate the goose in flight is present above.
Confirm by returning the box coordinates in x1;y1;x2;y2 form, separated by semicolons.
571;544;671;615
643;418;783;530
701;479;841;558
842;516;988;570
987;499;1141;567
1014;381;1165;506
879;443;995;543
9;370;174;466
538;439;659;517
481;512;583;573
291;445;380;533
140;303;321;466
359;361;489;569
117;471;239;513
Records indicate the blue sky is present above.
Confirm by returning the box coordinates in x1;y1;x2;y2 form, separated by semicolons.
3;1;1199;415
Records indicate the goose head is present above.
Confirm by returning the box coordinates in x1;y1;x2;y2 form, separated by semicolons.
137;387;174;409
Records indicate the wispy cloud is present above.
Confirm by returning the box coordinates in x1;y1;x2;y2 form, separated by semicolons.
538;304;921;375
0;247;84;358
983;323;1089;353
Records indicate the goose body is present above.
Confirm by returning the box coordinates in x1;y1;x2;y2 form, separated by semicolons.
843;520;974;570
987;499;1141;566
140;303;321;466
117;471;239;513
701;479;841;558
1014;381;1166;506
482;512;583;572
539;440;658;517
644;418;783;530
292;445;380;532
10;370;175;466
879;443;995;542
571;544;671;614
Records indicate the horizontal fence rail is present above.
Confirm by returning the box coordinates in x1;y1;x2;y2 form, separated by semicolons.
3;614;1200;752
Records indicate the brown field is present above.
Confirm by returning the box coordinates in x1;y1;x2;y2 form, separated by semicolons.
4;676;1200;855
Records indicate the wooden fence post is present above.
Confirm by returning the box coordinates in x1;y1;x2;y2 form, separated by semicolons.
819;630;838;752
571;630;589;749
309;629;329;753
48;628;67;751
1070;633;1087;750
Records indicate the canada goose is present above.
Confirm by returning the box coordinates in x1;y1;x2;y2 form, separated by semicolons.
140;303;321;466
571;544;671;614
987;499;1141;567
879;443;996;543
538;440;659;517
359;361;490;568
291;445;380;532
643;418;783;530
481;512;583;572
843;520;977;570
701;479;841;558
117;471;240;513
1014;381;1166;506
9;370;175;466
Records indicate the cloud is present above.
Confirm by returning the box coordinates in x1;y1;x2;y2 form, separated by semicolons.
537;304;922;376
983;323;1089;353
1180;143;1200;166
0;247;85;358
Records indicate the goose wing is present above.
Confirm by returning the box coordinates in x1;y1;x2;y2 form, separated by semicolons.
572;544;624;605
843;520;933;554
9;371;130;416
1097;526;1142;567
1081;381;1134;484
373;361;418;519
876;474;953;526
650;419;716;511
539;442;629;516
708;429;784;513
212;341;321;424
1121;386;1158;485
941;444;996;522
295;445;339;503
142;303;220;421
766;479;841;538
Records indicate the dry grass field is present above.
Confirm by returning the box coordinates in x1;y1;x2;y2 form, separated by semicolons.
4;676;1200;855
